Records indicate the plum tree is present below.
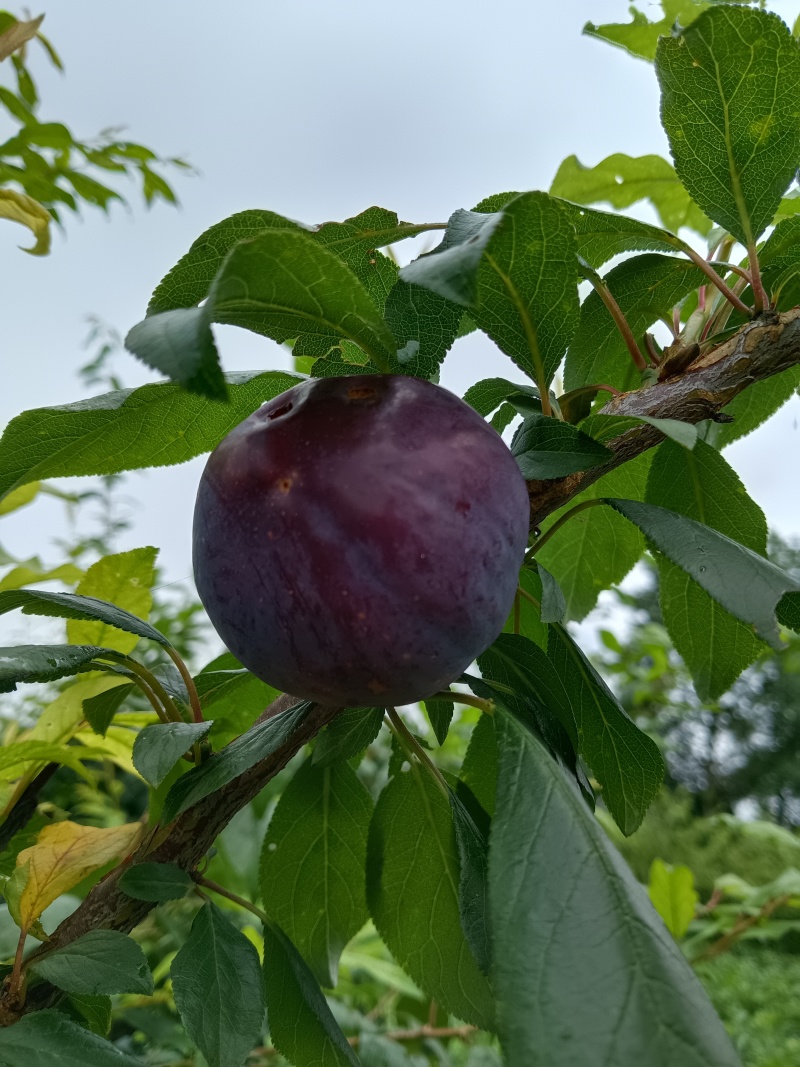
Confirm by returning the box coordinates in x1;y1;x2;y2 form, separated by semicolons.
193;374;530;706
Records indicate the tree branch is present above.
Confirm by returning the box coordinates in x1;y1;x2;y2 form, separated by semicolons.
526;308;800;526
4;307;800;1024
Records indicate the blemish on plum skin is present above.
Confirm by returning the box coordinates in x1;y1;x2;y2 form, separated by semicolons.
347;385;378;400
456;500;471;516
267;401;293;420
277;477;292;493
367;679;388;695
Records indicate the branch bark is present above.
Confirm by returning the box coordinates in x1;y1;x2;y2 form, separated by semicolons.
4;307;800;1023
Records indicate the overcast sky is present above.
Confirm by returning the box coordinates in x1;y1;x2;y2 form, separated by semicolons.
2;0;799;607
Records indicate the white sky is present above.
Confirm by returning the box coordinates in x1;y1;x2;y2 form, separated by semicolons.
1;0;799;605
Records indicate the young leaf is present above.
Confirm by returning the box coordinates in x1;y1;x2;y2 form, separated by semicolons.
118;862;193;902
30;930;153;995
82;682;134;737
15;821;142;930
535;446;652;620
656;7;800;246
161;701;312;822
489;707;741;1067
260;758;373;988
171;904;264;1067
208;229;397;368
312;706;384;767
0;1010;144;1067
648;859;699;941
645;440;768;698
424;698;453;746
448;789;491;977
124;305;226;402
565;254;707;391
0;370;302;502
0;588;170;648
550;152;712;235
366;764;494;1029
546;627;665;835
607;498;800;648
67;547;158;654
511;413;612;479
132;721;213;788
262;920;359;1067
148;209;306;313
0;643;119;693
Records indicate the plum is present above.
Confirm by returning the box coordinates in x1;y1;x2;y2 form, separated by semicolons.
193;374;530;707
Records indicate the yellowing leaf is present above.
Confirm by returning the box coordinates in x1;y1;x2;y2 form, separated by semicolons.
74;724;138;778
0;562;82;593
0;481;40;516
16;820;142;930
0;189;51;255
67;548;158;654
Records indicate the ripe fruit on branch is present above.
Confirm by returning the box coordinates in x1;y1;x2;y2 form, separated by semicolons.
193;374;529;706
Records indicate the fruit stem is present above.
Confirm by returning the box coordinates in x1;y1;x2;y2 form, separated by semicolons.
166;646;204;723
194;874;268;924
428;691;495;715
525;498;607;561
385;707;449;797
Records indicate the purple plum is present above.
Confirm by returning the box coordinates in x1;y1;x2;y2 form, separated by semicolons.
193;374;530;706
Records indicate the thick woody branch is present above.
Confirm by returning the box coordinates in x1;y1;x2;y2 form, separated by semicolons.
526;309;800;526
5;307;800;1024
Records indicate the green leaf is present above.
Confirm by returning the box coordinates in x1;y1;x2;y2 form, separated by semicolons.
0;1010;144;1067
607;498;800;648
0;588;170;648
384;280;462;379
511;413;612;479
0;739;107;779
448;789;491;977
82;683;134;737
471;193;579;386
132;721;213;788
125;306;226;402
565;254;707;391
656;7;800;246
0;370;302;502
462;376;528;417
460;714;498;819
582;2;712;63
537;564;567;624
66;994;112;1037
403;193;579;386
118;862;193;902
171;904;264;1067
550;152;712;235
648;859;699;940
262;920;359;1067
536;445;652;620
546;627;664;834
30;930;153;995
645;440;768;698
161;702;311;822
423;699;453;746
557;199;680;269
207;229;397;368
489;708;741;1067
778;591;800;633
260;758;372;988
68;548;158;655
312;707;384;767
621;415;699;450
0;643;119;693
148;210;304;313
366;764;494;1029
